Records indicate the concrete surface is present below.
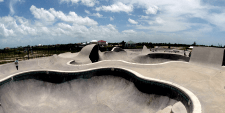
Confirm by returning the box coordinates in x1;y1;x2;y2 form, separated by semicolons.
0;44;225;113
156;105;172;113
190;46;224;68
172;101;187;113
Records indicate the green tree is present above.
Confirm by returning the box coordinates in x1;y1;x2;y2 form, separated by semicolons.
192;41;196;46
120;40;126;49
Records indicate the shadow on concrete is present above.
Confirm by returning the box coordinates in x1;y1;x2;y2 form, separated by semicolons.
89;45;99;63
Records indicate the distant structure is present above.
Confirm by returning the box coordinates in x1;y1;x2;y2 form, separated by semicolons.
125;40;136;47
4;47;10;50
90;40;98;44
98;40;107;46
38;44;42;46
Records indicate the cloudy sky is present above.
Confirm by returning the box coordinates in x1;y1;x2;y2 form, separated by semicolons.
0;0;225;48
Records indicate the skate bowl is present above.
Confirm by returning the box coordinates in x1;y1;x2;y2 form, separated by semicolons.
100;51;129;61
70;45;190;65
132;53;190;64
0;67;201;113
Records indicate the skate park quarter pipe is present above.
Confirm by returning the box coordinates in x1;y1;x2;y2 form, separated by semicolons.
190;46;224;68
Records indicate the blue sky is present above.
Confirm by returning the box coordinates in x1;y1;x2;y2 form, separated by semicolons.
0;0;225;48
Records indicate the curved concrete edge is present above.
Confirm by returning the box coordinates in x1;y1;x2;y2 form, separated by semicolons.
111;47;116;51
127;68;201;113
66;60;189;66
111;47;126;52
0;67;201;113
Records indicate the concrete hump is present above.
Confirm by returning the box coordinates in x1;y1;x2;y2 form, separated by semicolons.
141;45;150;55
189;46;224;68
111;47;124;52
76;44;99;63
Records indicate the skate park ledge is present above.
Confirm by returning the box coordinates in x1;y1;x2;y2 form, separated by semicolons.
0;67;201;113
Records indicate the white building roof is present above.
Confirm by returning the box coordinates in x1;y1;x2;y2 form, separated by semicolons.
90;40;98;42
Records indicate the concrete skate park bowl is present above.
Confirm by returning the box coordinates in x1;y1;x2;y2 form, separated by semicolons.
70;45;190;65
132;53;190;64
0;68;200;113
6;45;225;113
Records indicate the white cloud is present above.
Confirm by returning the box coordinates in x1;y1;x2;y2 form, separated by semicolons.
139;15;149;19
206;13;225;31
122;29;136;34
128;18;138;24
85;10;90;14
30;5;55;22
85;11;103;18
112;0;222;31
0;15;216;49
0;24;14;37
30;5;98;26
0;0;4;2
1;1;225;48
81;0;98;7
145;6;158;14
110;17;114;21
138;17;190;32
93;13;103;17
95;2;133;13
155;17;164;24
9;0;24;15
50;10;98;26
60;0;97;7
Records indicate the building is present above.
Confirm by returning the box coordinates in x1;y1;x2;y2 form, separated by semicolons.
125;40;136;47
98;40;107;46
90;40;98;44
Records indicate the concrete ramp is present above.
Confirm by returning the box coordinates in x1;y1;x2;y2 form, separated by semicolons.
73;44;99;64
140;45;150;55
111;47;124;52
190;47;224;68
58;52;78;58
